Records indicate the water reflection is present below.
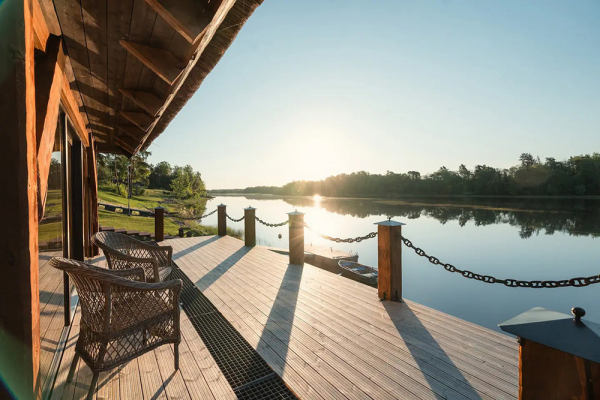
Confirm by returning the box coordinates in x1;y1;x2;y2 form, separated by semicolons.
268;196;600;239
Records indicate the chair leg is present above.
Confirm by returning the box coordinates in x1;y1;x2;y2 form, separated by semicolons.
174;343;180;370
66;353;80;383
87;372;99;400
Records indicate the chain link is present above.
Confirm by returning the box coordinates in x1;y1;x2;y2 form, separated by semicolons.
303;223;377;243
170;208;218;221
255;216;289;227
226;213;245;222
400;235;600;288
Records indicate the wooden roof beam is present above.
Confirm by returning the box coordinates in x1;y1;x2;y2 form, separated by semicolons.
118;124;147;141
32;0;49;51
61;75;90;146
119;111;154;132
119;40;184;85
115;136;137;155
144;0;214;43
119;89;162;116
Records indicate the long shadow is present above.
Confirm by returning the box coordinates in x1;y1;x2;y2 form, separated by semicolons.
256;263;303;369
383;302;482;399
195;246;251;290
172;236;221;261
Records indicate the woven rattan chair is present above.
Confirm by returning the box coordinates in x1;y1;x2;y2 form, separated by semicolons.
50;257;181;400
92;231;173;282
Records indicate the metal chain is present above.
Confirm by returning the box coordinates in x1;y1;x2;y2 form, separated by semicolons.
303;223;377;243
226;213;245;222
255;216;289;227
170;208;217;221
400;235;600;288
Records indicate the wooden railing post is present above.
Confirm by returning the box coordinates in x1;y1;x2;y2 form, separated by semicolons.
155;207;164;242
375;220;405;301
217;204;227;236
244;207;256;247
288;210;305;265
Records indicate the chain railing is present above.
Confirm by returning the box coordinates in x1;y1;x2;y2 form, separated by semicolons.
226;213;245;222
400;235;600;288
170;208;218;221
303;223;377;243
255;216;289;227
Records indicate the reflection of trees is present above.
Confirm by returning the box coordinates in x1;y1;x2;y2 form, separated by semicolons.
282;197;600;239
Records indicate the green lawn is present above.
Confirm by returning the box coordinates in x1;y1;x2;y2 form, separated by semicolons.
98;209;181;236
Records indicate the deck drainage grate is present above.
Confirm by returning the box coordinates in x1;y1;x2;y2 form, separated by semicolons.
171;265;298;399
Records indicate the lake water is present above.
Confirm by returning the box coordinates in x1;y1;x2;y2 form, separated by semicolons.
199;195;600;333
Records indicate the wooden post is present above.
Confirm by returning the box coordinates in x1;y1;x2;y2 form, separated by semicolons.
155;207;164;242
217;204;226;236
288;210;305;265
375;220;405;301
0;0;40;397
244;207;256;247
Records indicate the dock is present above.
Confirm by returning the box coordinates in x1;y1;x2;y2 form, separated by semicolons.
48;236;519;399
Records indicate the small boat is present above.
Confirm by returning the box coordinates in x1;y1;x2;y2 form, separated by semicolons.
338;260;378;287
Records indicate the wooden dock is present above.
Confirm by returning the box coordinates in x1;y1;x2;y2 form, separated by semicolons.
49;236;519;399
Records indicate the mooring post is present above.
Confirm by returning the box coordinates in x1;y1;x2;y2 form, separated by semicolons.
155;207;164;242
375;219;405;301
288;210;305;265
217;204;227;236
244;206;256;247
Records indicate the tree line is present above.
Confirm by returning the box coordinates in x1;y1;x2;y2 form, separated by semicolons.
231;153;600;197
97;153;206;199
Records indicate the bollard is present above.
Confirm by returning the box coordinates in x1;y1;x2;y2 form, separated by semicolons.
217;204;227;236
244;207;256;247
500;306;600;399
178;227;184;238
375;220;405;301
155;207;164;242
288;210;305;265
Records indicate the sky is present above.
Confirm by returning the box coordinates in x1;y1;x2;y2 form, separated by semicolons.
147;0;600;190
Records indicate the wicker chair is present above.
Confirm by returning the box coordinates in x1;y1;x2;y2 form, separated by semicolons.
92;231;173;282
50;257;181;400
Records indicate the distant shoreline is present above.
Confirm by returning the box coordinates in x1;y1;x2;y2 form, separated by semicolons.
208;192;600;201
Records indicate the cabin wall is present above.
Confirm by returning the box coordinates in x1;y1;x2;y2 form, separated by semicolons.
0;0;99;397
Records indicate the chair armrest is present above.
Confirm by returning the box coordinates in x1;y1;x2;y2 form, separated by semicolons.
105;252;160;282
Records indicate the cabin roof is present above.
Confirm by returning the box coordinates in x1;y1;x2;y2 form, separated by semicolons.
40;0;263;156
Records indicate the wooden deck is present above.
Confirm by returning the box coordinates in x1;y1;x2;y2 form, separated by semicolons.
167;236;519;400
49;236;519;399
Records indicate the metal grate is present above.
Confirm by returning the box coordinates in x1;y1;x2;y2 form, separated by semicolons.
171;266;297;399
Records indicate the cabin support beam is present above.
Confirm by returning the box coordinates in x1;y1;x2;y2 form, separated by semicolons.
144;0;213;43
87;135;99;257
119;40;184;85
0;0;40;398
36;35;65;215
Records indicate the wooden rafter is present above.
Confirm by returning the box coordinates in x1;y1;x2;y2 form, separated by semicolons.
119;89;163;116
119;40;184;85
119;111;154;131
118;124;147;141
144;0;213;43
32;0;49;51
115;135;136;155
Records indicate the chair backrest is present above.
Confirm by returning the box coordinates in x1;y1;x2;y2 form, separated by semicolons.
50;257;118;332
93;231;143;257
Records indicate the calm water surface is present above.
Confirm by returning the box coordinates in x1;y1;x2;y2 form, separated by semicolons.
199;195;600;333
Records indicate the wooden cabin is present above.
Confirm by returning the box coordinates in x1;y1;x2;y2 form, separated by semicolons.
0;0;262;398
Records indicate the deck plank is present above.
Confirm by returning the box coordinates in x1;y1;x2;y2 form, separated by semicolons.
166;236;519;399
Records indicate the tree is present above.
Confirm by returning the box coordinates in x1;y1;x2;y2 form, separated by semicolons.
171;165;206;199
519;153;536;169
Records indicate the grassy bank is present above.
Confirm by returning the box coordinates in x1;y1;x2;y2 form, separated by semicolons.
98;187;242;239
